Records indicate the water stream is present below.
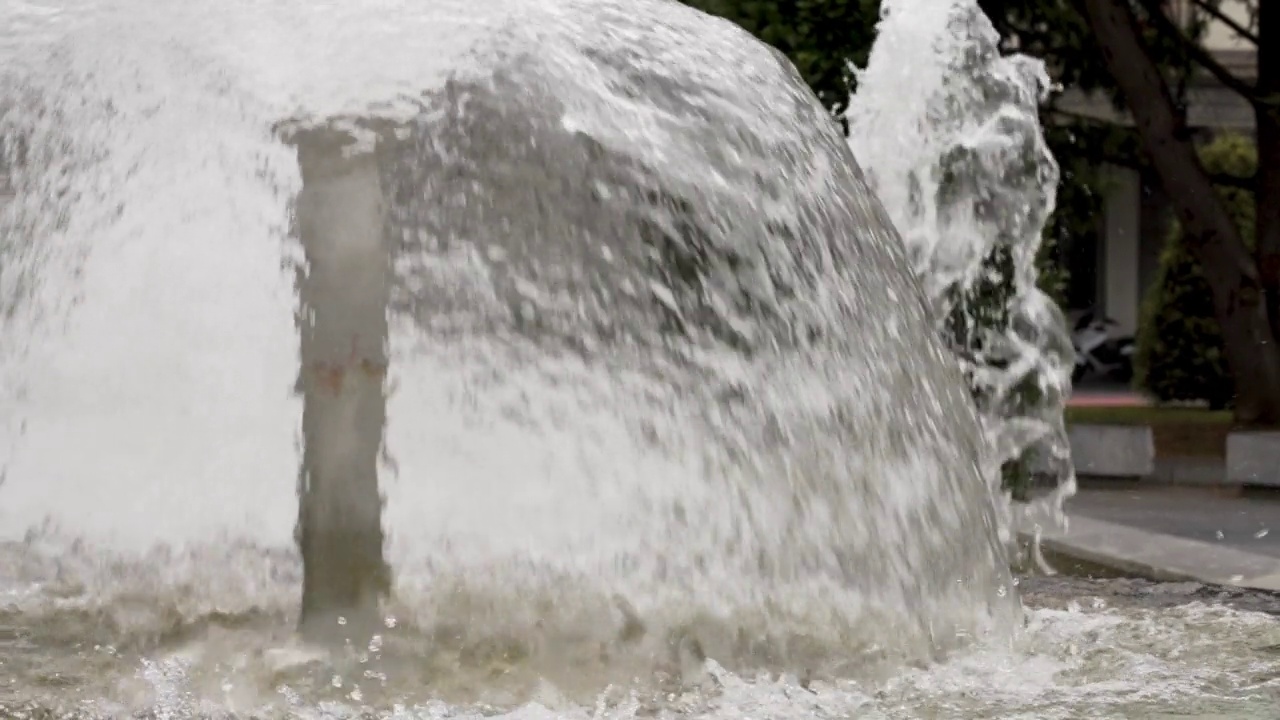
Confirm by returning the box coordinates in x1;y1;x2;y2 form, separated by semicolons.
0;0;1277;717
847;0;1076;560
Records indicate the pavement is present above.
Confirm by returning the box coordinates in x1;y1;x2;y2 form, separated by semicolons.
1047;381;1280;586
1037;484;1280;591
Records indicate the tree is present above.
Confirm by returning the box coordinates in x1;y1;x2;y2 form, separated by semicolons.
1077;0;1280;424
977;0;1280;424
1135;133;1256;409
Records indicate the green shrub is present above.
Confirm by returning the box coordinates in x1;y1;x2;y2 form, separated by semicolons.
1134;133;1256;409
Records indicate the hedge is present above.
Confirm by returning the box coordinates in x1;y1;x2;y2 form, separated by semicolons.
1133;133;1256;409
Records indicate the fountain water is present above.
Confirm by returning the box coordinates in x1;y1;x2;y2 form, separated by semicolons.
1;0;1280;718
846;0;1076;554
0;0;1014;708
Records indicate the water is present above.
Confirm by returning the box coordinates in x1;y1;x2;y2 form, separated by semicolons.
0;0;1272;717
846;0;1076;549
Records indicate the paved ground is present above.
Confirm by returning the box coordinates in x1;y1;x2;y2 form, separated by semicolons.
1066;485;1280;558
1030;484;1280;590
1046;385;1280;586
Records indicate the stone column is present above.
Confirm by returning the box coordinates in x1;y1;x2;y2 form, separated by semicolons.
289;125;392;644
1102;164;1141;336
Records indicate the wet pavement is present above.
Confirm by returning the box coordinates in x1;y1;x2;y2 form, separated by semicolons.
1066;485;1280;559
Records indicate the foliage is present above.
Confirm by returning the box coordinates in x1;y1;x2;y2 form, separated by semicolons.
1134;133;1256;408
981;0;1280;423
1064;404;1233;425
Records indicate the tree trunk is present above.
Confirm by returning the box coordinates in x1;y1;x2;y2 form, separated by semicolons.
1255;0;1280;347
1079;0;1280;425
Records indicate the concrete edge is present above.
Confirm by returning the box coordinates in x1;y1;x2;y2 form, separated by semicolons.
1020;515;1280;592
1227;430;1280;486
1147;455;1226;486
1066;423;1154;478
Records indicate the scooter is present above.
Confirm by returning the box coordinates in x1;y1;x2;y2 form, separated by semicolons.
1071;309;1135;383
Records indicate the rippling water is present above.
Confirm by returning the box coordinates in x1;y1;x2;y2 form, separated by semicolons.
4;559;1280;717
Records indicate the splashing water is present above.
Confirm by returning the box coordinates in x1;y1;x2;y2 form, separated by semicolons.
846;0;1076;557
1;0;1016;711
2;0;1275;718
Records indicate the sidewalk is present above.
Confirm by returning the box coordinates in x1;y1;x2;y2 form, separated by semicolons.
1036;484;1280;590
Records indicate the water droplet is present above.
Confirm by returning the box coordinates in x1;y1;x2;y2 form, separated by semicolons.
349;685;363;702
1216;531;1225;540
331;675;343;688
384;616;397;629
337;616;348;626
1231;575;1245;583
1256;529;1270;539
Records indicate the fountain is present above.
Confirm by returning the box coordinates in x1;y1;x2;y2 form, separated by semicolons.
2;0;1280;717
846;0;1076;557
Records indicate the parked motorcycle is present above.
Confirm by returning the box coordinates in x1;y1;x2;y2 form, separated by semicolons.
1071;308;1135;383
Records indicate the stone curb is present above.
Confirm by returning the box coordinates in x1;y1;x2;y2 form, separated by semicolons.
1026;515;1280;592
1068;424;1153;478
1068;425;1280;487
1228;431;1280;487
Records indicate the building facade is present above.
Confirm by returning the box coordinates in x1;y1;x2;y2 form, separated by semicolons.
1054;0;1257;335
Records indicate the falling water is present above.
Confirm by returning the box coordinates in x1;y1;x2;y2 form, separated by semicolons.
3;1;1280;718
846;0;1076;552
0;0;1015;712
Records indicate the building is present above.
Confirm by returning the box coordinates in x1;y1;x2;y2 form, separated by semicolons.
1053;0;1257;335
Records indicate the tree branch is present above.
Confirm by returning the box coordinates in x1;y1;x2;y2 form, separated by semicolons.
1042;106;1257;190
1139;0;1270;107
1043;101;1126;126
1188;0;1259;45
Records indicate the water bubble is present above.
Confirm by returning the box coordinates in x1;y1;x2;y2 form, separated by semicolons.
277;686;303;706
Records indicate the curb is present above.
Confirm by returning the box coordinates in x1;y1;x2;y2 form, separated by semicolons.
1229;431;1280;486
1024;515;1280;592
1068;424;1153;477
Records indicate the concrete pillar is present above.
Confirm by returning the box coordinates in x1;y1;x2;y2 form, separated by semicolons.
1102;165;1142;336
290;126;392;644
